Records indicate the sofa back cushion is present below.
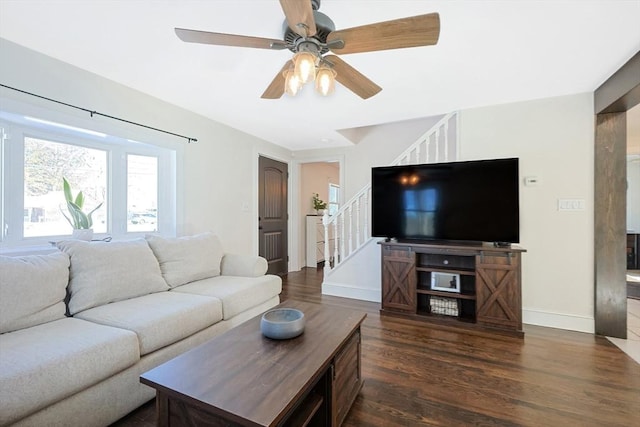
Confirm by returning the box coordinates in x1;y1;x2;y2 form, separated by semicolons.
57;239;169;315
0;252;70;333
146;232;224;288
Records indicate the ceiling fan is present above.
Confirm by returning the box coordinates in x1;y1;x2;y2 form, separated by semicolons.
175;0;440;99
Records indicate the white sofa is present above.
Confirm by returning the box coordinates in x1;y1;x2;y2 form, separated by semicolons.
0;233;282;427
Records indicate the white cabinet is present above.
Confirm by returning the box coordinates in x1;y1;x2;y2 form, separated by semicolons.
306;215;338;267
306;215;325;267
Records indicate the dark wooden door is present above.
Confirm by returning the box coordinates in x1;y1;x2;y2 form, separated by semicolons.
258;156;288;275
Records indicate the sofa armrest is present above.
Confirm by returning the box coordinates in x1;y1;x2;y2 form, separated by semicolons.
220;254;268;277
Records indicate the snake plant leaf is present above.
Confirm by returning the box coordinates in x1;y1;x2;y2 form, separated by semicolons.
74;191;85;209
86;202;104;229
61;177;103;230
67;200;89;229
63;177;73;203
60;207;74;228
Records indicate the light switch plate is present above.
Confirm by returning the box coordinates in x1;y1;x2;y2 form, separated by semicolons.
524;176;539;186
558;199;585;211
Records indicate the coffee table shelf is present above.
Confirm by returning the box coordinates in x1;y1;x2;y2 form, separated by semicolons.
286;392;323;427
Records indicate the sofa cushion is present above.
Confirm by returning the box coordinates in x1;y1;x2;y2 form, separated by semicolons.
221;253;268;277
57;239;169;315
146;232;224;288
172;275;282;320
74;291;223;355
0;252;69;334
0;317;139;426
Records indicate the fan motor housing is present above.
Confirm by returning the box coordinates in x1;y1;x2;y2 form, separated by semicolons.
283;10;335;54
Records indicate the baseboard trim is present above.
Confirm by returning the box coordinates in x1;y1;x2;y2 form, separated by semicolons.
320;287;596;333
322;281;381;303
523;308;594;333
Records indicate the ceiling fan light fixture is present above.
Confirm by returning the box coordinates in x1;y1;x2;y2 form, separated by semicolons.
315;65;336;96
177;2;441;101
293;51;317;84
283;68;302;96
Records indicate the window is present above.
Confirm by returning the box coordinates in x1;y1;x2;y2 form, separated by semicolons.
24;137;107;237
1;112;177;248
127;155;158;233
328;183;340;215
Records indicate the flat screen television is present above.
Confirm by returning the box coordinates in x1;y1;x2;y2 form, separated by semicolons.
371;158;519;244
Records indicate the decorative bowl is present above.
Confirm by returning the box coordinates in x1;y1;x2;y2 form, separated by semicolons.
260;308;305;340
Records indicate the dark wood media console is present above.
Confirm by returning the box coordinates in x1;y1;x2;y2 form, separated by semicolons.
379;241;526;337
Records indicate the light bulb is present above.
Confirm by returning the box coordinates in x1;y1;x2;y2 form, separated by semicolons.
283;68;302;96
293;52;316;84
315;66;336;96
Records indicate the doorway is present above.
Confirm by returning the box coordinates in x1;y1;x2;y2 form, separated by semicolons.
258;156;288;276
625;105;640;344
300;161;341;269
627;105;640;300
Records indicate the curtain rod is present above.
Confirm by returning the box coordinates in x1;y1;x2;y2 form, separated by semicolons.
0;83;198;143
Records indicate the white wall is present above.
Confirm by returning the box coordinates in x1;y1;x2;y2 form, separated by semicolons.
0;38;292;255
339;115;446;200
322;238;382;302
295;115;444;201
459;93;595;332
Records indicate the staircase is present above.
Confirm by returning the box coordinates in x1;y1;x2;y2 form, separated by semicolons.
320;112;459;300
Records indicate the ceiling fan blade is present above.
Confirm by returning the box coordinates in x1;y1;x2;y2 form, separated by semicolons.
324;55;381;99
327;13;440;55
279;0;317;37
261;60;294;99
175;28;287;50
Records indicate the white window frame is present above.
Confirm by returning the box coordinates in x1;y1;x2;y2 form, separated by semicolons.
328;182;340;216
0;115;177;249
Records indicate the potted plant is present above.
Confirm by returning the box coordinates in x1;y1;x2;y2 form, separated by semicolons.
61;177;103;241
312;193;327;215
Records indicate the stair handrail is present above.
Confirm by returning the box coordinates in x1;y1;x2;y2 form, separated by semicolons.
391;112;458;166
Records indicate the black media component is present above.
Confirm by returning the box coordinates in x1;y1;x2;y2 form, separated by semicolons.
371;158;520;244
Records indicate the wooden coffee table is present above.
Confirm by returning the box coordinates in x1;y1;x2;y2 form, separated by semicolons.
140;300;366;427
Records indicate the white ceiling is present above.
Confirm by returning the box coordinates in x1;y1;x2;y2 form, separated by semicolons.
0;0;639;151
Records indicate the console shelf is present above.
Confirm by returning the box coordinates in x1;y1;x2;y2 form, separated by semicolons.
379;241;526;337
416;288;477;300
416;266;475;275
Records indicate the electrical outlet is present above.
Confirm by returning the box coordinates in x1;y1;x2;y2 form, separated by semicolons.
558;199;585;211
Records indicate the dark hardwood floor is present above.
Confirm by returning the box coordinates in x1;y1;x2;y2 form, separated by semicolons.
113;267;640;427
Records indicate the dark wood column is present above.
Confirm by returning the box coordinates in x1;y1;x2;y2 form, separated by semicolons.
594;112;627;338
593;49;639;338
